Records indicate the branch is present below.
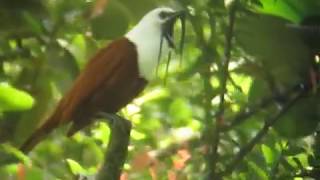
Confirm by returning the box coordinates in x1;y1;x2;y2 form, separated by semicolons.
206;2;238;179
221;82;305;132
295;168;320;179
221;90;305;176
96;115;132;180
228;73;243;93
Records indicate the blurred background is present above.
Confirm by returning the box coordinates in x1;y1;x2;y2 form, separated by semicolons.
1;0;320;179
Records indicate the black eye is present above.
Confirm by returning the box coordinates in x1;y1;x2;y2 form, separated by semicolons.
159;11;169;19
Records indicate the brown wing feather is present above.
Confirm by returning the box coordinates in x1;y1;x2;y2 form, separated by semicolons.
20;38;146;153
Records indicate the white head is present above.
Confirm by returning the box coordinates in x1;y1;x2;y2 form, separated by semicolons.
137;7;175;28
125;7;183;80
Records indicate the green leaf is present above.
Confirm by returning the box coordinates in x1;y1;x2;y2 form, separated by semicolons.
131;129;147;140
261;144;275;165
248;79;270;103
25;167;45;180
91;122;110;146
67;34;87;66
66;158;86;175
90;1;130;39
169;98;192;126
13;73;53;145
0;143;30;166
247;161;268;180
236;13;311;87
257;0;302;23
0;83;35;112
119;0;158;21
66;158;97;176
274;96;320;138
46;42;79;93
22;11;43;35
258;0;320;23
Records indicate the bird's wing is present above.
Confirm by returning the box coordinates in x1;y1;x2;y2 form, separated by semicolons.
59;37;138;124
20;38;139;153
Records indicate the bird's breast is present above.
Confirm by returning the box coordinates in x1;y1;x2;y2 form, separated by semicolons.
135;38;169;80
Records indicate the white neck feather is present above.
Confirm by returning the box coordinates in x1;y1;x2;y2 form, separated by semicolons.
125;21;169;80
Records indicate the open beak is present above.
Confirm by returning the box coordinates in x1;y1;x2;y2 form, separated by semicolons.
157;10;187;80
162;10;186;49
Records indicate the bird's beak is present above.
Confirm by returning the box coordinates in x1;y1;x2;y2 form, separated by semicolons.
162;10;186;49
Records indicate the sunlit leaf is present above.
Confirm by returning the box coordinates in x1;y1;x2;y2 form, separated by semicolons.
0;143;30;166
258;0;320;23
247;161;268;180
66;158;86;175
169;98;192;126
261;144;275;165
131;129;146;140
91;122;110;146
0;83;35;112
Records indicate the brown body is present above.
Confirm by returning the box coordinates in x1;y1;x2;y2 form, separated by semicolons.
20;38;147;153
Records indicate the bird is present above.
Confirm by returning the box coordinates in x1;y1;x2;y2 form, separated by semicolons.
20;7;185;153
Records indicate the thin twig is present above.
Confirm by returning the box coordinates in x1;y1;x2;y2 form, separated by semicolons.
228;73;243;92
221;83;307;132
295;168;320;179
206;2;238;179
0;47;31;62
221;90;305;176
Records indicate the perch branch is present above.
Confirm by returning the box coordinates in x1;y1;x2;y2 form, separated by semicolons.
96;115;132;180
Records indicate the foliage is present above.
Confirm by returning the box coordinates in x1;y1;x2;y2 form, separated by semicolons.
1;0;320;179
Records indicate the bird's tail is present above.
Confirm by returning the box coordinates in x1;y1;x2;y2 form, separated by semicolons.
19;115;58;153
19;101;66;154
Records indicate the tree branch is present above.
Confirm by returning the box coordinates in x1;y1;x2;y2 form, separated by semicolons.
96;115;132;180
206;2;238;179
221;90;305;176
295;168;320;179
221;82;306;132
